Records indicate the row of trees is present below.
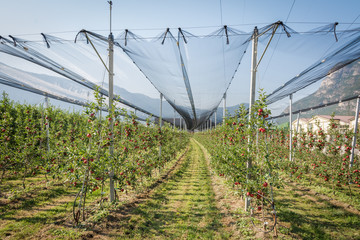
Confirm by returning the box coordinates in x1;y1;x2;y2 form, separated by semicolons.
196;92;360;213
0;91;189;222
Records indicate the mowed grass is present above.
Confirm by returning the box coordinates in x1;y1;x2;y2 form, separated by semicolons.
0;186;86;239
115;139;231;239
3;139;360;240
0;147;190;240
275;183;360;240
0;176;103;239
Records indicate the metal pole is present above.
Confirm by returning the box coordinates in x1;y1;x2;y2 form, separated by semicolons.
160;93;163;128
294;112;300;162
350;96;360;168
159;93;163;157
249;26;258;120
223;93;226;123
173;100;176;129
296;113;300;133
180;117;182;130
108;0;115;203
215;111;217;128
289;94;293;162
44;96;50;152
245;26;258;211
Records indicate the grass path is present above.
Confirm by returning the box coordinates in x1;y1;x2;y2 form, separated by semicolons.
101;138;231;239
0;188;80;239
275;182;360;240
2;138;360;239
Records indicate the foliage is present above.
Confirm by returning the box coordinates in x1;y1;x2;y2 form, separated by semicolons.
195;90;360;210
0;90;189;222
195;90;279;206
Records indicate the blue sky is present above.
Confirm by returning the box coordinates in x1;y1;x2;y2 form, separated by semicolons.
2;0;359;37
1;0;360;111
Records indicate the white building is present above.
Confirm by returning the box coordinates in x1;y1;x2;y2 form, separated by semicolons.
349;114;360;129
292;115;354;132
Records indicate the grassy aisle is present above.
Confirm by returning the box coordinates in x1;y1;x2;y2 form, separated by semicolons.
0;147;190;239
111;138;230;239
275;182;360;240
0;188;81;239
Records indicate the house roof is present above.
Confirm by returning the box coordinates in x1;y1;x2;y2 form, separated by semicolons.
291;118;311;124
291;115;355;125
316;115;353;123
349;114;360;121
299;118;311;122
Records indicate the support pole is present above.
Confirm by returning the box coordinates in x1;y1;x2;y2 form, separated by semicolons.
159;93;163;158
245;26;258;211
108;0;115;203
296;112;300;133
160;93;163;128
173;100;176;129
215;111;217;128
294;112;300;162
223;93;227;123
289;94;293;162
44;96;50;152
350;96;360;168
180;117;182;130
248;26;258;119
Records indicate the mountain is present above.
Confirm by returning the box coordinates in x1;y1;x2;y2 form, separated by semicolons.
1;63;245;123
84;82;246;121
214;104;248;123
282;60;360;117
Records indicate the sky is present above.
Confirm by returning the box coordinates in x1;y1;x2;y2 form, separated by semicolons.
1;0;360;114
2;0;359;36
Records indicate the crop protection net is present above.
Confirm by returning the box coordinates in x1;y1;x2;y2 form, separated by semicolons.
0;21;360;129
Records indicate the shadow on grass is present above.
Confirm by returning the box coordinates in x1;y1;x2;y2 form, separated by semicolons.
0;187;71;216
110;143;226;239
276;189;360;240
0;202;71;239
